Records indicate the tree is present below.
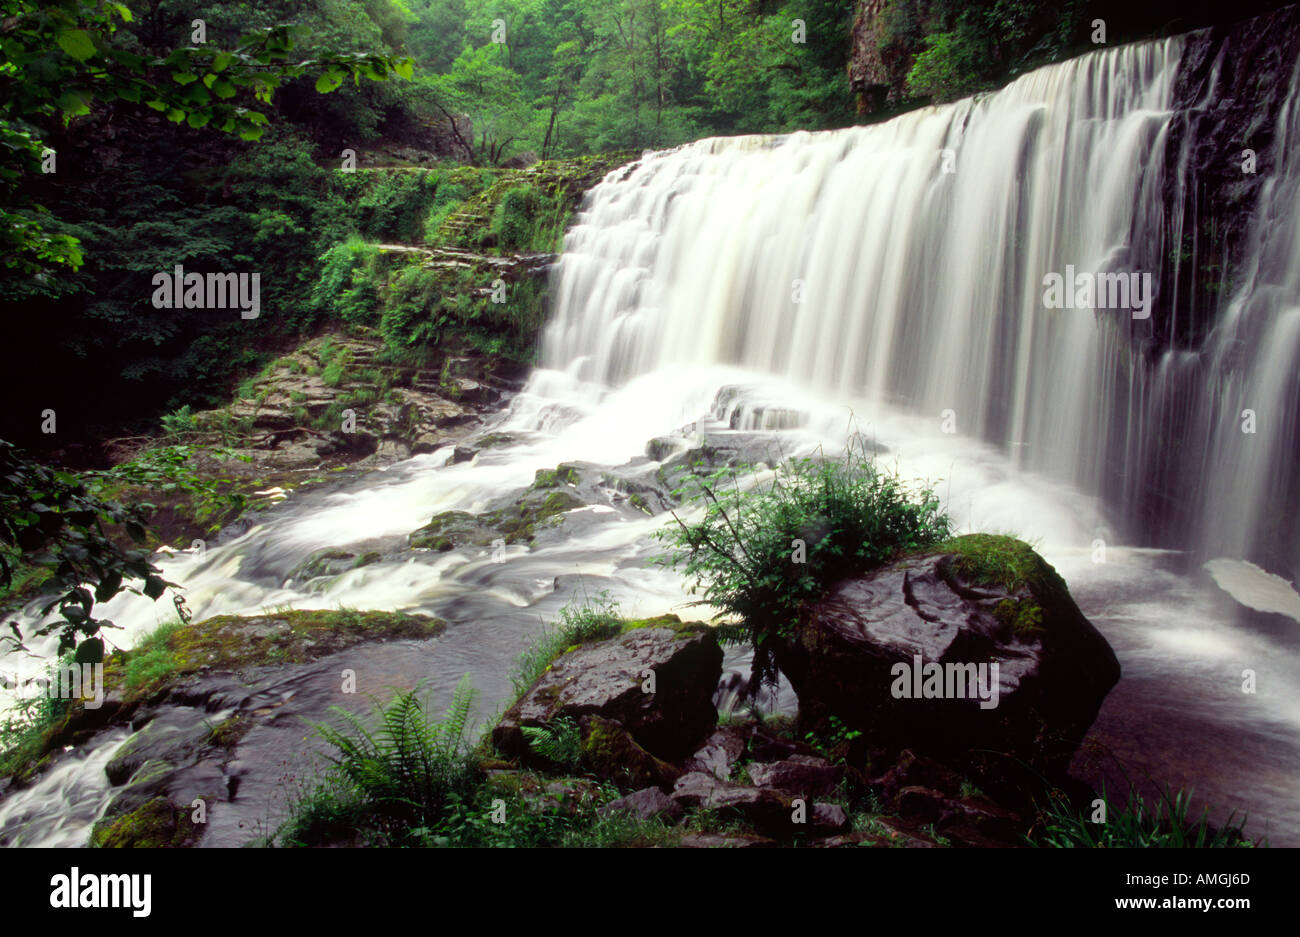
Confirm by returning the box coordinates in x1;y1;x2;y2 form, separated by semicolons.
0;440;167;665
0;0;413;278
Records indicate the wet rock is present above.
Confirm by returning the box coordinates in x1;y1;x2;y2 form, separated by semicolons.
579;715;681;790
493;624;722;762
809;802;849;832
409;510;500;550
745;754;843;798
679;832;777;848
482;771;603;815
777;536;1121;784
598;785;684;822
875;749;964;800
289;549;357;581
104;711;221;788
683;725;748;781
670;771;794;829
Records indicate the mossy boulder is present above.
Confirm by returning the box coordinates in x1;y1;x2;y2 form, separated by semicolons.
90;796;203;848
408;510;499;550
578;715;682;790
775;535;1120;788
493;624;723;764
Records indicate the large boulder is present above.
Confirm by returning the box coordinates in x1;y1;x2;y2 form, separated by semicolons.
493;623;723;763
775;535;1120;782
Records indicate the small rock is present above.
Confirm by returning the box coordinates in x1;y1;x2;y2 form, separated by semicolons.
598;786;683;822
678;832;777;848
745;754;843;798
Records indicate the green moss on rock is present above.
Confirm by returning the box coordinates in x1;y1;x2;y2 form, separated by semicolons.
90;796;203;848
104;609;444;704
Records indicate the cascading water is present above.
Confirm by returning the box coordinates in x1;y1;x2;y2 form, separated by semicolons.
4;36;1300;846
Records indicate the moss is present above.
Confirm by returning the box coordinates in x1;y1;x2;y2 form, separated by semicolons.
531;464;580;489
995;597;1046;639
578;715;676;790
539;490;583;517
926;534;1069;594
91;796;203;848
618;614;710;636
628;492;651;514
103;609;445;705
208;713;252;750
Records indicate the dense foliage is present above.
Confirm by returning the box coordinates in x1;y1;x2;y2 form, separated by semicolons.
656;446;950;687
0;440;167;664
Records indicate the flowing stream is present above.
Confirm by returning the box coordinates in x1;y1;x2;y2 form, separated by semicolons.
4;36;1300;846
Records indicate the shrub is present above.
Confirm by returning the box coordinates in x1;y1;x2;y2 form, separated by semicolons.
655;444;950;687
160;405;196;438
379;265;447;349
277;676;479;847
311;237;382;325
1031;782;1261;848
492;186;539;251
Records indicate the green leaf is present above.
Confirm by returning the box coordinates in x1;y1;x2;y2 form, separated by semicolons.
56;29;97;63
74;637;104;665
186;112;211;129
211;80;236;99
165;108;186;123
56;91;92;117
315;70;344;94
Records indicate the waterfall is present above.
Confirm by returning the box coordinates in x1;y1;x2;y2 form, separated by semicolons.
536;37;1300;575
7;33;1300;847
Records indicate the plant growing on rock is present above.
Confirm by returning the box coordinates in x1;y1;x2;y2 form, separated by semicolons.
655;444;950;688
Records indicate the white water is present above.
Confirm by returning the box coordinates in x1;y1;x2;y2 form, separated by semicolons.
5;37;1300;845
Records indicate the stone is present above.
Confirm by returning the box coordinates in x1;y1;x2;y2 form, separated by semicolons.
598;786;684;822
670;771;793;830
776;536;1121;782
678;832;777;848
578;715;681;790
682;725;748;780
493;625;722;762
744;754;843;798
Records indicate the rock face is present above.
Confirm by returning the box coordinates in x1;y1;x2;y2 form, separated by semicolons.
848;0;911;114
492;624;723;765
775;536;1120;781
1153;3;1300;351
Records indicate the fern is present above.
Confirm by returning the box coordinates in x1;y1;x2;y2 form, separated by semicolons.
521;717;582;769
298;675;479;844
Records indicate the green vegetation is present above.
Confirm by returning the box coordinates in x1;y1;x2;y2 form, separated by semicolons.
510;590;622;695
521;716;583;770
656;445;950;685
0;671;73;781
0;439;167;664
1031;783;1259;848
278;678;478;847
91;609;443;710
